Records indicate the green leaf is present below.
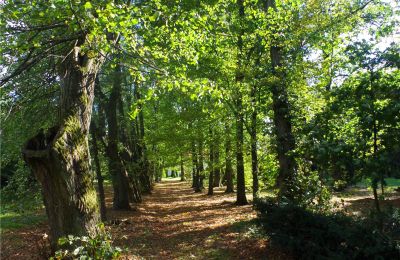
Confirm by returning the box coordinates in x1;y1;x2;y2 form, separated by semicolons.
84;2;93;9
58;237;68;246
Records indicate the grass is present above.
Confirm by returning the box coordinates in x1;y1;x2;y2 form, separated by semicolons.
355;177;400;190
0;190;46;233
0;211;46;233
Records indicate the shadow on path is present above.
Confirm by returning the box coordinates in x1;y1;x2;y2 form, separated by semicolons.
108;180;287;259
1;181;289;260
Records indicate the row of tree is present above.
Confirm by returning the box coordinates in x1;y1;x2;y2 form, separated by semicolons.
1;0;399;250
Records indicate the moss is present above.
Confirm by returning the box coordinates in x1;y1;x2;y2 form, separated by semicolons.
80;93;89;106
54;115;86;156
63;115;80;135
82;188;99;212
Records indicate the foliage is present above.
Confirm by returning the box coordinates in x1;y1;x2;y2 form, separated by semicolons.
286;167;332;212
1;160;42;213
254;198;400;259
52;224;122;260
0;0;399;257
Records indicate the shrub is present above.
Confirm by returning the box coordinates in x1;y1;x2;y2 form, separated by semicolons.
1;160;42;213
286;169;332;212
51;224;122;260
254;198;400;259
333;180;348;192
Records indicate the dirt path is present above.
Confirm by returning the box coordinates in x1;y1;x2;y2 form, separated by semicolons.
108;180;284;259
1;180;288;259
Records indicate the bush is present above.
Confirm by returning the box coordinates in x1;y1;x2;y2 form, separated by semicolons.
51;224;122;260
286;169;332;212
333;180;348;191
1;160;42;213
254;198;400;259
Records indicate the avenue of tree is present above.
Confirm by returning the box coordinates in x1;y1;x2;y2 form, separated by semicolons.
1;0;399;250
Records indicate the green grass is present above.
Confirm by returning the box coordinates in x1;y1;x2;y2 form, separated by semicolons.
0;211;46;232
355;178;400;189
162;177;182;181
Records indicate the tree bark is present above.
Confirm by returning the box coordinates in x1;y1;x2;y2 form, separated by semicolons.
23;47;101;249
196;138;205;192
370;70;382;212
191;138;200;190
235;95;248;205
225;123;235;193
180;154;186;181
134;85;152;194
370;71;384;197
106;64;131;210
234;0;248;205
265;0;297;201
213;139;221;187
208;128;214;195
250;84;259;199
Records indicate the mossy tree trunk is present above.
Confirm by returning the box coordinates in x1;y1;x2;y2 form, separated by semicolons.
23;46;102;249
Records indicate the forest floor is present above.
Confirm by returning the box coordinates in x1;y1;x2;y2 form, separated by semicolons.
2;179;399;259
108;179;288;259
1;179;289;260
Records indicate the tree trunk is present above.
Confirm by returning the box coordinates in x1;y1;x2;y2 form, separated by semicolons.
23;47;101;249
90;122;107;222
264;0;297;201
208;128;214;195
370;71;384;197
106;64;131;210
225;123;234;193
250;84;259;199
213;140;221;187
270;48;297;201
234;0;248;206
195;138;205;192
371;78;381;213
134;85;152;194
191;139;200;190
235;96;248;205
180;154;186;181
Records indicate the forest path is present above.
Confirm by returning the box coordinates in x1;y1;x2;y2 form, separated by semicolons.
1;180;287;260
108;179;283;259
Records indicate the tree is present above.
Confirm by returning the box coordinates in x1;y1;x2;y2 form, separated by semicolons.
1;0;134;247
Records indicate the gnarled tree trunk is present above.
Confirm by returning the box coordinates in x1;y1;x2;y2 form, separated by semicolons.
23;47;102;249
